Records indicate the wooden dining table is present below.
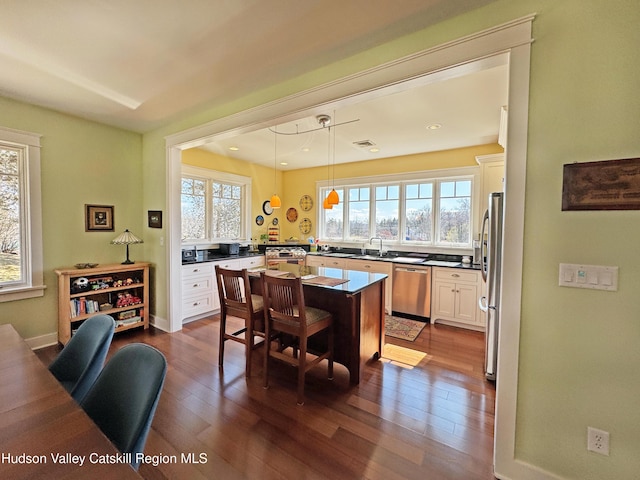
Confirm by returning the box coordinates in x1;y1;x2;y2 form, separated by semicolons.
0;323;142;480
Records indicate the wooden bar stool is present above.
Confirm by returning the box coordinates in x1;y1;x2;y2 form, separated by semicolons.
260;271;333;405
215;266;265;377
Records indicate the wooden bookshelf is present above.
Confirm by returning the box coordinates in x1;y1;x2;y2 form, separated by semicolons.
55;262;150;345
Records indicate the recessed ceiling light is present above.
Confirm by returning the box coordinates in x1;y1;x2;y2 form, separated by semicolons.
302;147;310;152
279;162;288;166
426;123;442;130
229;146;239;151
369;148;380;153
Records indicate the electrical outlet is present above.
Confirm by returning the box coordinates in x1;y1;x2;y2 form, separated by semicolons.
587;427;610;455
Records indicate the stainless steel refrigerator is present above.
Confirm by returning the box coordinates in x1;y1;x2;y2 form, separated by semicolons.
479;192;503;381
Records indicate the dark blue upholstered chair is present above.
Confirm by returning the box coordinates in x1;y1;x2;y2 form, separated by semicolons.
48;314;116;403
80;343;167;470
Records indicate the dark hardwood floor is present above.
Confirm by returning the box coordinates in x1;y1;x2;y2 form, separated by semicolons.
36;316;496;479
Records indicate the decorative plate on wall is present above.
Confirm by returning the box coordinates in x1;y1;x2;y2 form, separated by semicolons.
299;194;313;211
255;215;264;226
299;218;312;235
262;200;274;215
286;207;298;222
272;217;279;226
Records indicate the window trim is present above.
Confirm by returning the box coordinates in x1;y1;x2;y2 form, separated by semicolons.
181;165;251;244
316;166;480;249
0;126;45;302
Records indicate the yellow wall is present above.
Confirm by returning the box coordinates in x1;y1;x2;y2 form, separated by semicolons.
182;144;503;242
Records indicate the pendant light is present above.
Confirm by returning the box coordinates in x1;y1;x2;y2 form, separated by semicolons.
269;126;281;209
326;113;339;205
318;115;334;210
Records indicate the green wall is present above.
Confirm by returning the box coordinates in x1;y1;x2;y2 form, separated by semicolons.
142;1;640;478
0;96;142;339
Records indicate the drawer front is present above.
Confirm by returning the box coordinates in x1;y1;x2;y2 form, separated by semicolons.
182;262;213;279
240;256;265;269
433;267;479;283
182;276;212;296
182;293;214;318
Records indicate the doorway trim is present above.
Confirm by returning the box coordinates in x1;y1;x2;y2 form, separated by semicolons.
166;14;535;479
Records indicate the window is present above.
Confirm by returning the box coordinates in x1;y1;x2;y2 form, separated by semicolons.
0;127;44;302
318;170;475;248
181;165;251;243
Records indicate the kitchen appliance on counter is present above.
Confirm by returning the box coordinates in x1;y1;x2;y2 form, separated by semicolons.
392;264;431;319
265;247;306;269
479;192;504;381
219;243;240;255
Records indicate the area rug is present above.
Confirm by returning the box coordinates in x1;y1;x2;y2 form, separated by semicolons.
384;315;426;342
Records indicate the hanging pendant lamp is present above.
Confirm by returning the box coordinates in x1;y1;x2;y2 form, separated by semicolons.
327;113;339;205
270;126;281;209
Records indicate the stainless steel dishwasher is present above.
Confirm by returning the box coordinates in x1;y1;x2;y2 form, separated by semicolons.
392;264;432;318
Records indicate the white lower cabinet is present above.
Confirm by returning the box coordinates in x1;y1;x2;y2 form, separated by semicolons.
181;262;215;320
431;267;484;331
181;255;265;321
345;259;393;314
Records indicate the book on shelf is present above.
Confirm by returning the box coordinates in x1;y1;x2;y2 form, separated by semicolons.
69;297;100;318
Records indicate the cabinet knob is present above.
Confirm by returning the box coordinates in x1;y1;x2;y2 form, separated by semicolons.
193;301;200;306
452;273;460;278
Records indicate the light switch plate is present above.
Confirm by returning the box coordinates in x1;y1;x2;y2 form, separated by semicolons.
559;264;618;291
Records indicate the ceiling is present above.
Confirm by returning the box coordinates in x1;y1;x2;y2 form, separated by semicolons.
201;57;508;170
0;0;497;134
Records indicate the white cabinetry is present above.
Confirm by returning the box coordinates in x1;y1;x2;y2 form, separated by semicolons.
345;258;393;314
181;255;265;322
431;267;484;331
181;262;216;320
476;153;505;231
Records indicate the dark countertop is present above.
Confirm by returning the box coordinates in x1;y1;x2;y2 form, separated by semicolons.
248;263;387;294
182;251;263;265
307;251;482;271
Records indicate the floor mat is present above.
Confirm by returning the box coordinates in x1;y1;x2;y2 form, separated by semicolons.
384;315;426;341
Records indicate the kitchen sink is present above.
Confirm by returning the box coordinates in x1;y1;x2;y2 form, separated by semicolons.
355;254;388;261
322;252;354;257
390;257;426;264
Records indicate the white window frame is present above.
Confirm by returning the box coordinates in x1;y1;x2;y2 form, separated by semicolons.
317;167;479;249
181;165;251;244
0;126;44;302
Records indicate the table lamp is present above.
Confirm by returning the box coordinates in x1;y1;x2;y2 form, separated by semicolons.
111;229;143;264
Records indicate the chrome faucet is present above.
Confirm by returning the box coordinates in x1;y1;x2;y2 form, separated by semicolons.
369;237;383;257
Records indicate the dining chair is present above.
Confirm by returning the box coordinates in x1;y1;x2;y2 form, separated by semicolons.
80;343;167;470
48;313;116;403
260;271;333;405
215;265;265;377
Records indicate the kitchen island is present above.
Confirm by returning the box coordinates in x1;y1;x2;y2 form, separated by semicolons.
249;263;386;385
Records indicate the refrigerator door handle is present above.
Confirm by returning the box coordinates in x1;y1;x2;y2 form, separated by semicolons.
480;209;489;282
479;295;488;312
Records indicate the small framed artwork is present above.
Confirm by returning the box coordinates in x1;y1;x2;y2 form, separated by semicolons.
148;210;163;228
85;204;114;232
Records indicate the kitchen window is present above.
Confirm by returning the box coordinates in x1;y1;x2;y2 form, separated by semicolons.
318;170;475;248
181;165;251;243
0;127;44;302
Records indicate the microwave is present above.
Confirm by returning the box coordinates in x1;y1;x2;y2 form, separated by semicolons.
219;243;240;255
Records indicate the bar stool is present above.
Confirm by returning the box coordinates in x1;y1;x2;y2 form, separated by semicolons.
260;271;333;405
215;265;265;377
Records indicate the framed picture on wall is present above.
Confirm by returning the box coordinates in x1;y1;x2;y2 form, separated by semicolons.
85;204;114;231
148;210;162;228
